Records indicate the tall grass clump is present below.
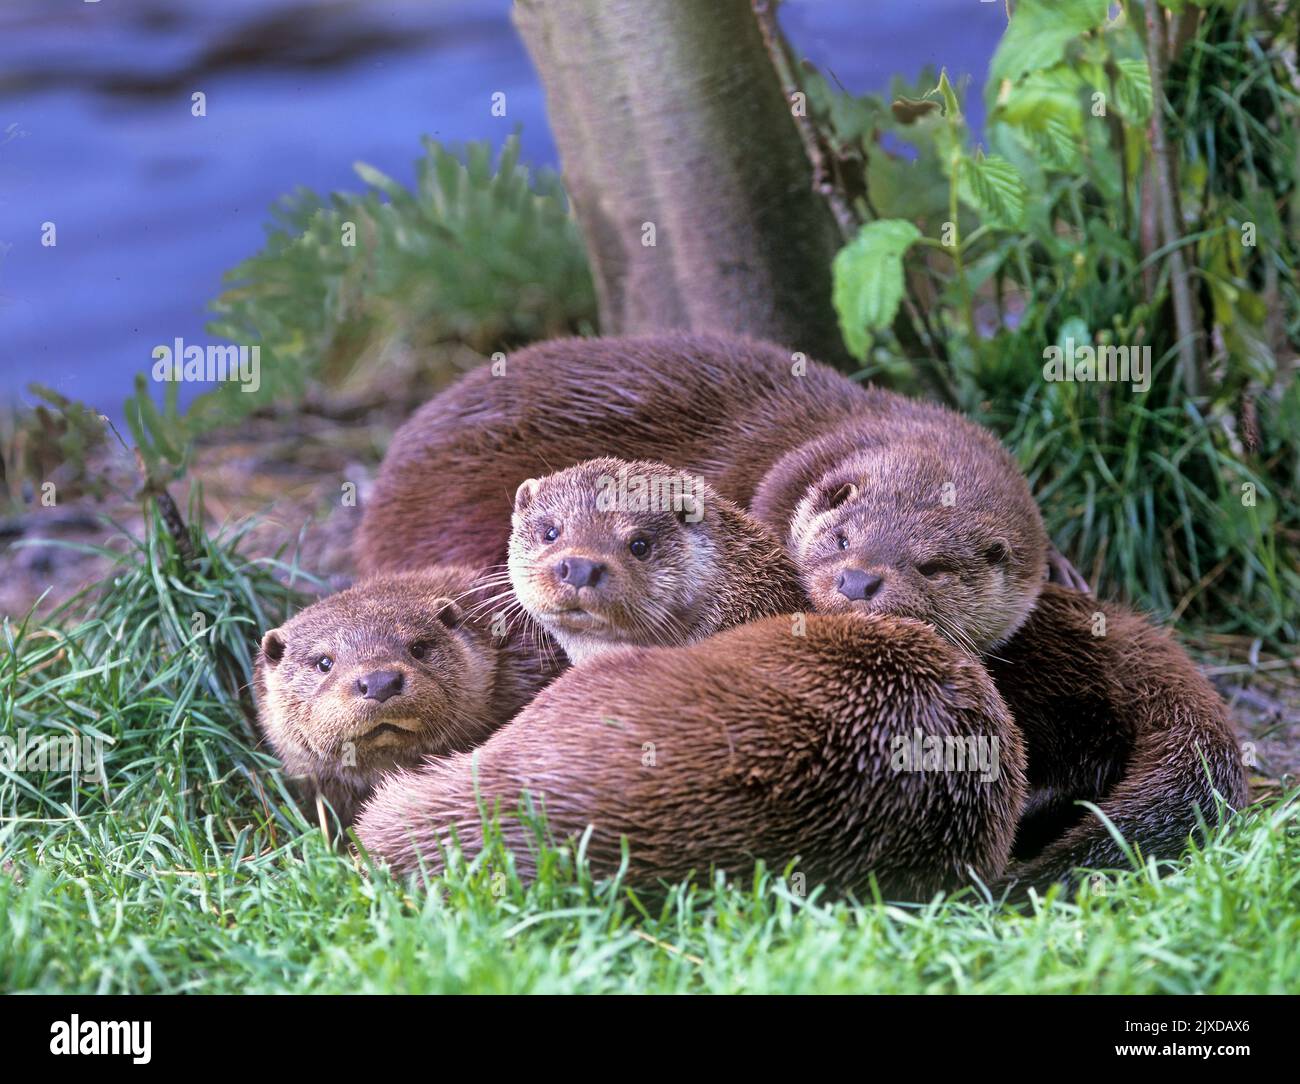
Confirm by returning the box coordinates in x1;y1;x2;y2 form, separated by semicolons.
0;504;312;852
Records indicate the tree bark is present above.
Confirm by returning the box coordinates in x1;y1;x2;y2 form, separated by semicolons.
513;0;849;364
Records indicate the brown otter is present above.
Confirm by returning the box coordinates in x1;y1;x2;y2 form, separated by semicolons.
253;567;563;825
355;612;1028;899
359;333;1054;654
507;457;806;663
355;332;1237;885
987;585;1247;890
356;333;870;575
767;418;1047;654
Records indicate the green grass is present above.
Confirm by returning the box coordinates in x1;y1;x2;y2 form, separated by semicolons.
2;796;1296;994
1;510;1296;995
1;799;1296;994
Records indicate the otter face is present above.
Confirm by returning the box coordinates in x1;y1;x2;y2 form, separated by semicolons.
790;448;1045;654
507;459;715;663
257;580;495;781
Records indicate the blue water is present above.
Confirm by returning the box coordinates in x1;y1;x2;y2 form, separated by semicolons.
0;0;1006;419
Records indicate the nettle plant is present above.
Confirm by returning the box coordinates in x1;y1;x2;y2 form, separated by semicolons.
823;0;1299;638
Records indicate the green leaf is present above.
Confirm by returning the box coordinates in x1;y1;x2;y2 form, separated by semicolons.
832;219;922;361
867;144;951;222
936;68;962;119
1026;115;1082;172
995;63;1086;174
957;153;1028;228
989;0;1110;86
1112;58;1153;123
993;63;1087;128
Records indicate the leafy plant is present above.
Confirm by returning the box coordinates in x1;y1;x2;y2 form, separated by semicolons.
0;390;112;507
2;136;598;514
204;134;595;424
819;0;1299;639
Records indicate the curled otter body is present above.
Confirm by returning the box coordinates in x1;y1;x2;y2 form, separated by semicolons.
508;458;806;663
254;567;562;825
988;585;1247;888
357;333;1242;883
357;333;869;575
356;613;1028;898
359;332;1047;653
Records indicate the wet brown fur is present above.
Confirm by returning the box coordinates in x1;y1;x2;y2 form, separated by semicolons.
358;333;883;574
254;567;563;825
355;613;1028;899
356;333;1245;884
989;585;1247;889
359;332;1047;654
763;417;1047;653
508;457;807;663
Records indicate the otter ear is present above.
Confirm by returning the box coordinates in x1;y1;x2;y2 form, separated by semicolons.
261;629;286;667
984;540;1011;565
514;478;540;513
431;597;464;629
821;481;858;512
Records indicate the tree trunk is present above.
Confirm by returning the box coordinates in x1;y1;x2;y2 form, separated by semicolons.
513;0;848;364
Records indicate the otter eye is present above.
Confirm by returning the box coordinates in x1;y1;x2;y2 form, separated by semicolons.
628;537;651;560
916;559;953;578
409;640;433;661
542;524;560;543
984;542;1010;564
835;533;849;551
316;656;334;674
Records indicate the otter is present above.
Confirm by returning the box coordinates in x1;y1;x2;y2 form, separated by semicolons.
507;458;806;663
766;418;1047;654
253;567;563;825
355;612;1029;899
986;585;1247;890
355;333;1239;886
359;333;1054;654
356;333;870;575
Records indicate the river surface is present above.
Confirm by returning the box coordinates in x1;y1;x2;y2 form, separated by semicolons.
0;0;1006;418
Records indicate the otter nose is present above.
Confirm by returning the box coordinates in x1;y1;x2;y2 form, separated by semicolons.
556;556;605;588
836;568;883;601
357;670;404;703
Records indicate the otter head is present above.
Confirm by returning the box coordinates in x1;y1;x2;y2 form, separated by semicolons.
255;573;496;786
789;442;1047;654
507;457;717;664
